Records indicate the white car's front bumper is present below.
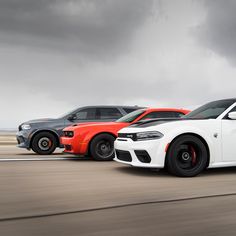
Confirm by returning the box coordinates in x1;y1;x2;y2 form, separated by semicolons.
114;137;166;168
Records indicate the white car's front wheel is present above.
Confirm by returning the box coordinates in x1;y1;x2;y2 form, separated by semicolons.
166;135;208;177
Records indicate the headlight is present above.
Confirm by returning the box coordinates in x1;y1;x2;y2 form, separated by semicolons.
136;131;163;141
21;124;31;130
63;131;74;137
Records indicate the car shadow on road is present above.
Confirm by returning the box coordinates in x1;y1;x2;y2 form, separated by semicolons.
16;152;64;156
201;167;236;176
16;152;93;161
115;166;170;177
115;165;236;178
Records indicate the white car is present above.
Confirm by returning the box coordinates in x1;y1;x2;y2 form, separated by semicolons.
114;99;236;177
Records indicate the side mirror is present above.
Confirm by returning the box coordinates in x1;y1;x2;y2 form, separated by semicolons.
68;114;77;121
228;112;236;120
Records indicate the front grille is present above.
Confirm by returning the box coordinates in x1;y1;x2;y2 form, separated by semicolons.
17;136;25;144
134;150;151;163
17;138;21;144
116;149;132;162
118;133;137;141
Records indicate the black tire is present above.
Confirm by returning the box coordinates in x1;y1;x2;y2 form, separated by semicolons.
166;135;208;177
90;133;115;161
31;132;57;155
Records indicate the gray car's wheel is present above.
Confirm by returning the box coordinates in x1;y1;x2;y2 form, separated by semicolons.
31;132;57;155
166;135;208;177
90;134;115;161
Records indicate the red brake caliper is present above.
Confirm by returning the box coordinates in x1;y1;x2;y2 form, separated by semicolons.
48;140;52;148
190;146;197;166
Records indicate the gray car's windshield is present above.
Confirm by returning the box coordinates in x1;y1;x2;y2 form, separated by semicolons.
58;107;78;119
116;109;146;123
184;99;235;119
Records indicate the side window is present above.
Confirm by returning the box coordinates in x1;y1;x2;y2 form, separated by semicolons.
173;112;185;118
229;106;236;112
75;108;96;120
140;111;182;120
123;108;138;114
97;108;122;120
224;106;236;119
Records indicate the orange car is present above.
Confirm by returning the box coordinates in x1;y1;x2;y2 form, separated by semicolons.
61;108;190;161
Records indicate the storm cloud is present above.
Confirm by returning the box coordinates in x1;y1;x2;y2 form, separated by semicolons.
198;0;236;65
1;0;236;128
0;0;153;58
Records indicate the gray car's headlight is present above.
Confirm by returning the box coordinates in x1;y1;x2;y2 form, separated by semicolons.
136;131;163;141
21;124;31;130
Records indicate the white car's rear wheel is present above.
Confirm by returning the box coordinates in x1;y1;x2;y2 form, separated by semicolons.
166;135;208;177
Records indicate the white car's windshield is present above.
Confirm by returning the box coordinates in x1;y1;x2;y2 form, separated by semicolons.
184;99;235;119
116;109;146;123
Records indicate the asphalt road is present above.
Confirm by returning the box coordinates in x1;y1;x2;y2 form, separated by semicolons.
0;146;236;236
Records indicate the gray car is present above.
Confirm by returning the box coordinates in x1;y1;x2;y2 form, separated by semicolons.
16;106;141;155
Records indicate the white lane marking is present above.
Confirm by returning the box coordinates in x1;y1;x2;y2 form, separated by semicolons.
0;157;77;162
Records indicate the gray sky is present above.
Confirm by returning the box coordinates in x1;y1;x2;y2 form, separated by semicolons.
1;0;236;128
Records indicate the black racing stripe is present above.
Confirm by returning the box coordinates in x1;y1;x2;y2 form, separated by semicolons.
130;118;182;128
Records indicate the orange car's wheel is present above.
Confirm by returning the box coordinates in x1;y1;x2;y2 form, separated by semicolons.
90;134;115;161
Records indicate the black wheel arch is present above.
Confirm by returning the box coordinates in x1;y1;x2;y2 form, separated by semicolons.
29;129;60;148
165;132;210;169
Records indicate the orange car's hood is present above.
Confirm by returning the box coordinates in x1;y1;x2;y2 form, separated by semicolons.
75;122;113;126
63;122;127;131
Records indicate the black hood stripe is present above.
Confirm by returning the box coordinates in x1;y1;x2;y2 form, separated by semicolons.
129;118;204;128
